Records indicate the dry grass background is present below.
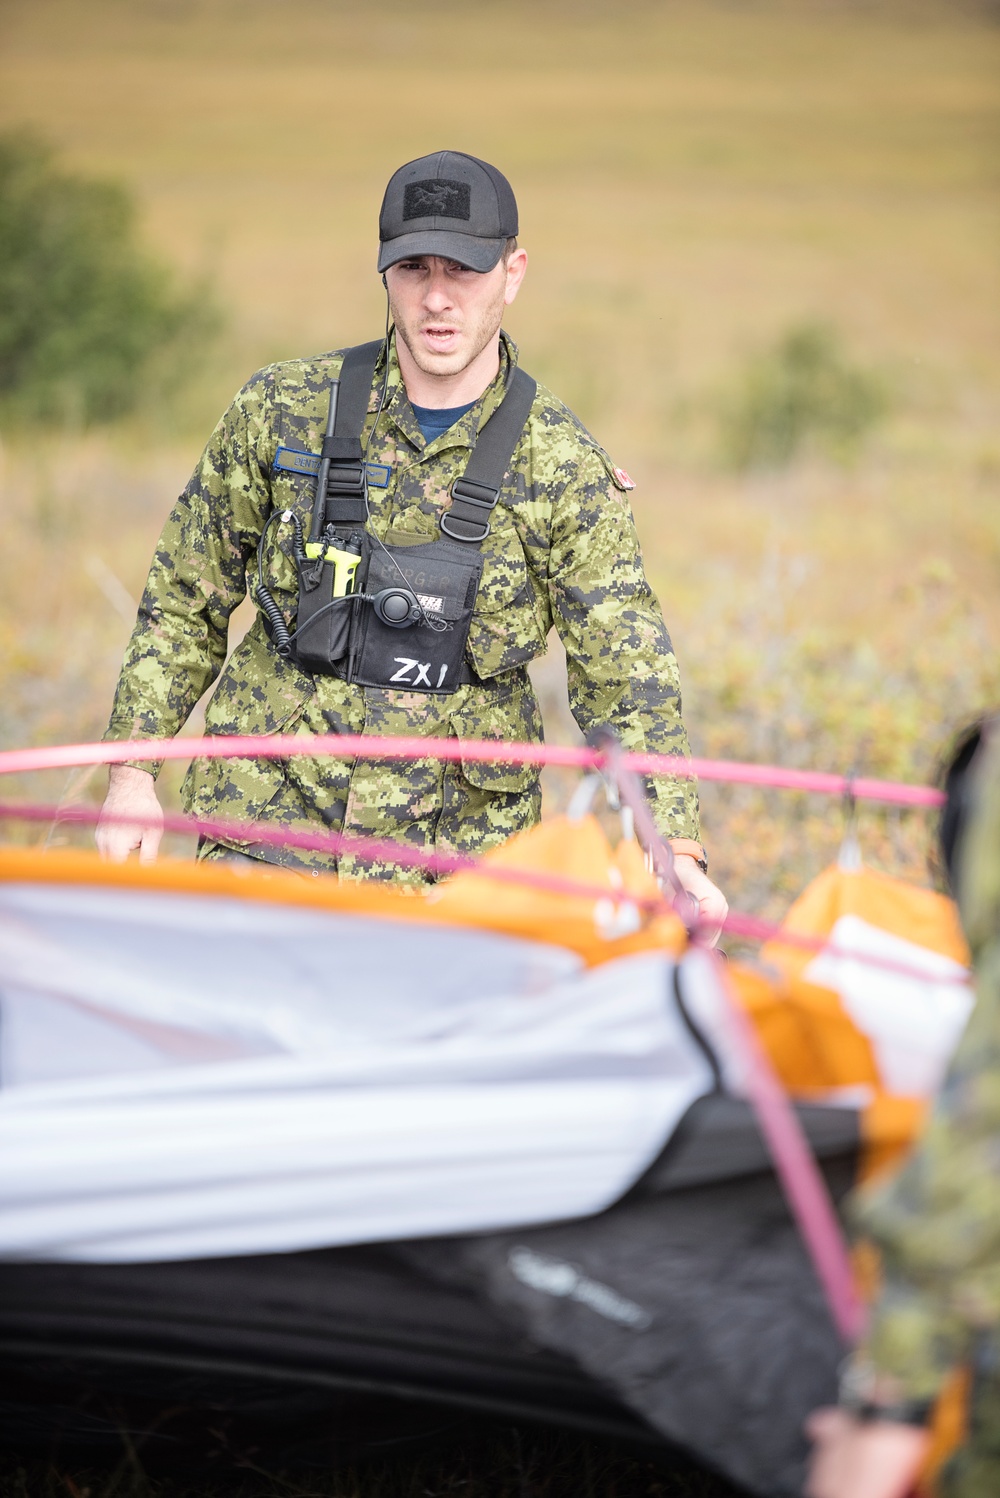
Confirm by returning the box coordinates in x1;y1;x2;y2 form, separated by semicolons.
1;0;998;922
0;3;998;1488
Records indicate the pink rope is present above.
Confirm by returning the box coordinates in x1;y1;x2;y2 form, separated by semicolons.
721;910;970;985
0;728;954;1351
711;952;868;1344
0;734;945;809
573;732;868;1344
0;801;969;986
0;801;670;915
597;739;866;1341
0;796;963;1344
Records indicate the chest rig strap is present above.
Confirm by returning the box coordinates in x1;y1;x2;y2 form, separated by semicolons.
289;342;537;691
309;342;537;545
441;365;537;542
309;340;385;539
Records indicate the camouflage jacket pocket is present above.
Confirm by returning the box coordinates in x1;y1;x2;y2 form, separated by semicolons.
466;524;546;680
182;625;312;832
450;672;543;795
204;620;312;735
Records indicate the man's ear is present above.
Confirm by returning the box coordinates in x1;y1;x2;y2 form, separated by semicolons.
503;247;528;307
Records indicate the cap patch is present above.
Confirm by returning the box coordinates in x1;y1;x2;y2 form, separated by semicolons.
403;179;471;222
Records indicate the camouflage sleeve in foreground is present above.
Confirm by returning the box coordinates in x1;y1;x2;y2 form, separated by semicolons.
104;370;276;770
852;729;1000;1403
539;413;699;844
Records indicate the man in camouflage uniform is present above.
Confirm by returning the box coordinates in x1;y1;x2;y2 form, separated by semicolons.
97;150;726;921
807;721;1000;1498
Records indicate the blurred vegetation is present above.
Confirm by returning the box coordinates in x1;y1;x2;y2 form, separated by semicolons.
0;131;221;427
717;323;888;471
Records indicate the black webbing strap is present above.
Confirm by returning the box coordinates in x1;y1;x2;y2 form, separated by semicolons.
332;340;383;446
441;366;537;543
315;344;536;542
321;340;384;527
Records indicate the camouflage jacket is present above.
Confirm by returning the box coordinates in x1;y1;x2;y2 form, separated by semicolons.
854;727;1000;1402
105;331;699;878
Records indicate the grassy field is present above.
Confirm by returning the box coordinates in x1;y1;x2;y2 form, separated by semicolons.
1;0;998;917
0;1;998;1487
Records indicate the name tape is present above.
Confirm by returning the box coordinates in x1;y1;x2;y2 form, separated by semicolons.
273;447;391;488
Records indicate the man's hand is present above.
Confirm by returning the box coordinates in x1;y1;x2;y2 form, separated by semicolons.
96;765;164;864
673;853;728;946
804;1407;930;1498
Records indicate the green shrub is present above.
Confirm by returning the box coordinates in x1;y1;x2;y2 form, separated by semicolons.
0;130;221;426
718;322;887;470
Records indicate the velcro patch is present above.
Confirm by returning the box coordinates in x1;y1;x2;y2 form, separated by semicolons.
590;443;637;493
273;448;391;488
403;179;471;221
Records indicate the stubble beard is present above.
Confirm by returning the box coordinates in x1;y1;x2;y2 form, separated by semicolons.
392;278;507;380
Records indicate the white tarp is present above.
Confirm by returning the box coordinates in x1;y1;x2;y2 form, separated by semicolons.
0;882;714;1263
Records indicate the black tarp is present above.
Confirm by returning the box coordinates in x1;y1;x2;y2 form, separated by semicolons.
0;1095;858;1495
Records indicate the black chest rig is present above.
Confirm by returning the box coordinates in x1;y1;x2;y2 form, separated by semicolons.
260;341;536;695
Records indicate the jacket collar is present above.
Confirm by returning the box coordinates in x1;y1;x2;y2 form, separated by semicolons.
369;329;520;455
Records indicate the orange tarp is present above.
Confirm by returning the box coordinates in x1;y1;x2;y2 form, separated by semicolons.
730;863;969;1179
0;835;962;1178
0;815;685;967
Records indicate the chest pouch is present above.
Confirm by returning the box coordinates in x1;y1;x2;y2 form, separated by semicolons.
349;535;483;693
269;340;537;692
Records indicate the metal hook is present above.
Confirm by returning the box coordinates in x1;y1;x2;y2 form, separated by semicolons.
839;770;862;872
567;773;603;822
567;769;633;845
619;804;635;844
588;727;700;937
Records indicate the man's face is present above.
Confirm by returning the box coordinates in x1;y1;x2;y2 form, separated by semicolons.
384;250;527;381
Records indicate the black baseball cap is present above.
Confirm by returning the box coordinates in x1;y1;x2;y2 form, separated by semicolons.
377;150;518;274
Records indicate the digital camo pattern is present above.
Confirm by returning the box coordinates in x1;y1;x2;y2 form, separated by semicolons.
106;331;698;879
854;729;1000;1493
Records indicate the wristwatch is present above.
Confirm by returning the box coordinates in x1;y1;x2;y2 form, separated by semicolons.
667;838;709;875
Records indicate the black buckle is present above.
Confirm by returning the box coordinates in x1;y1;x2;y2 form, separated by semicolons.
441;477;500;543
326;461;366;495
